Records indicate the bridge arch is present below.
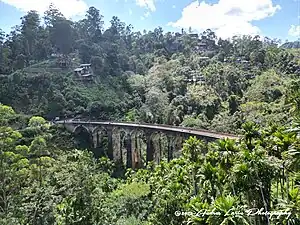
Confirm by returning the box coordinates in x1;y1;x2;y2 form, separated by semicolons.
148;131;171;163
129;129;148;168
118;129;131;168
73;125;93;150
92;126;110;158
130;129;145;138
92;126;108;135
73;125;90;134
116;127;130;136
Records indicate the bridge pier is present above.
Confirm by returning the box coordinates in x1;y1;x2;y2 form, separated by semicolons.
112;129;121;163
92;132;98;148
131;133;143;169
131;134;137;168
151;133;160;164
176;135;184;158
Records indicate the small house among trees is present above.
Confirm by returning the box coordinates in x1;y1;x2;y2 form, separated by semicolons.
54;54;71;68
74;64;94;81
185;74;206;84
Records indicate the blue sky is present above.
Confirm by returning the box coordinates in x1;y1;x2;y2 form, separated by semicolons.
0;0;299;41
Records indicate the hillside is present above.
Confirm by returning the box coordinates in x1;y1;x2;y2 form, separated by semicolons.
1;6;300;135
0;57;128;121
1;42;299;134
282;41;300;49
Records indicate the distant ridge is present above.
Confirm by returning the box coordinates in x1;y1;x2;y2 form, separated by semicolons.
281;41;300;49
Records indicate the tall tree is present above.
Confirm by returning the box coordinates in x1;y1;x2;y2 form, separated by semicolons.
110;16;125;37
43;3;65;27
0;29;4;73
0;29;4;44
85;6;104;42
21;10;40;63
50;19;74;55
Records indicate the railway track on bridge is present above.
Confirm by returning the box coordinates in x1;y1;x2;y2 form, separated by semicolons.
54;120;239;140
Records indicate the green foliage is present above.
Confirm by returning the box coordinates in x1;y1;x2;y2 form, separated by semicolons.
28;116;48;127
0;103;300;224
0;104;15;125
244;69;285;103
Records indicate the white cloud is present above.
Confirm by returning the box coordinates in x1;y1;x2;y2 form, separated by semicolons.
136;0;156;12
172;5;176;9
129;9;133;15
144;11;151;17
0;0;88;18
289;25;300;37
168;0;281;38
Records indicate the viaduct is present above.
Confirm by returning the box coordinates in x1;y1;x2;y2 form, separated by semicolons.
55;120;239;168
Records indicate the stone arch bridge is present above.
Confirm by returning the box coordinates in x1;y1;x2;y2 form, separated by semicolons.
55;120;238;169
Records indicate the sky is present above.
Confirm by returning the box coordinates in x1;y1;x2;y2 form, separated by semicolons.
0;0;300;41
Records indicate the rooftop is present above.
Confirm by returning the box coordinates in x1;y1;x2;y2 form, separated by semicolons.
80;64;91;67
189;34;199;38
82;74;92;77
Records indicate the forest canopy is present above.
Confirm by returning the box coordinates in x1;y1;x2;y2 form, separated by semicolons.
0;5;299;134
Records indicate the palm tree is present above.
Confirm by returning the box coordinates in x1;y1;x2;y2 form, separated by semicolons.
241;122;260;150
232;143;279;225
206;195;250;225
275;188;300;225
213;138;238;195
214;138;237;171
